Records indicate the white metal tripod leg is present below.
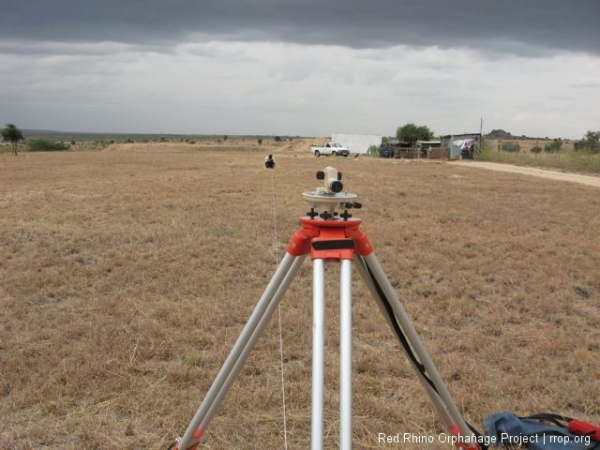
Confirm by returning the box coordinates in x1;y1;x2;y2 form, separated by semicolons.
359;253;475;441
200;254;306;431
312;258;325;450
312;258;353;450
339;259;353;450
178;252;304;450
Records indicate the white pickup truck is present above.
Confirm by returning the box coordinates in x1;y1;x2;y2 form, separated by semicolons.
311;142;350;157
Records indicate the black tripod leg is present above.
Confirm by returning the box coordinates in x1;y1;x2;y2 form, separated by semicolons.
353;255;454;424
355;253;475;442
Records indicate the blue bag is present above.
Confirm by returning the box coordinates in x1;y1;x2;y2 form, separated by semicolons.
485;412;598;449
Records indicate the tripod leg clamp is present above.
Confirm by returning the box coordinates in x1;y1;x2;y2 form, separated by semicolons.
168;428;203;450
449;425;482;450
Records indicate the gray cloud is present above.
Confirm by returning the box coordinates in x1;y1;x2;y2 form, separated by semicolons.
1;1;598;138
2;0;599;55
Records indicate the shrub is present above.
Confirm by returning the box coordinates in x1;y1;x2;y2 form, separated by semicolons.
500;141;520;152
531;145;543;154
544;139;563;153
27;138;70;152
367;144;380;156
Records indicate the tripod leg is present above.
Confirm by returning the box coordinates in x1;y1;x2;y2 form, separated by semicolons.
339;259;353;450
357;253;475;442
354;257;455;427
312;258;354;450
200;254;306;431
312;258;325;450
356;257;454;426
177;252;305;450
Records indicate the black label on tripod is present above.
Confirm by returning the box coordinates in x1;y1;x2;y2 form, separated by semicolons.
312;240;355;251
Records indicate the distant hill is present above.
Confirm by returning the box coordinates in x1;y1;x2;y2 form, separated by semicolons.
22;129;69;136
485;129;556;140
486;129;515;140
20;129;311;141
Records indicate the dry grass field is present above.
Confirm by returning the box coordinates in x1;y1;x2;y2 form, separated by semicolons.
486;139;576;154
480;139;600;175
1;141;599;450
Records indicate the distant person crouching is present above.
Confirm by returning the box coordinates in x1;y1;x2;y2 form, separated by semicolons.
265;154;275;169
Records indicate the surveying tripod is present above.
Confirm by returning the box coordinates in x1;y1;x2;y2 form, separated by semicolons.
170;167;481;450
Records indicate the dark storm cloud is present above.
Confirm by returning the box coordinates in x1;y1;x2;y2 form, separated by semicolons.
2;0;599;55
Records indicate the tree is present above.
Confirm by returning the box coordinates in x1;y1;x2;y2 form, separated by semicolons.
575;130;599;153
396;123;434;147
1;123;24;155
585;131;599;152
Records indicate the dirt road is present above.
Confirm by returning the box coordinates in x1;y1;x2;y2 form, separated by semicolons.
450;161;600;188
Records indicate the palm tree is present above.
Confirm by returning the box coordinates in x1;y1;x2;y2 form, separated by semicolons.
1;123;25;155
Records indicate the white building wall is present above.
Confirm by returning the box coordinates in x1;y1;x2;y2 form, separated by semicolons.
331;133;384;155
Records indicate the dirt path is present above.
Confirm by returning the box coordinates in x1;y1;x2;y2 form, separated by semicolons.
450;161;600;188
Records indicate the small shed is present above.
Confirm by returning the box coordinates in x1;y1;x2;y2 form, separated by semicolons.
440;133;481;159
331;133;384;155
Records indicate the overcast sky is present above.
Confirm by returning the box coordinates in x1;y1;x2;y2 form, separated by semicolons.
1;0;599;138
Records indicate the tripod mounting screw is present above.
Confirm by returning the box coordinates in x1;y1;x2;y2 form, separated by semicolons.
340;210;352;220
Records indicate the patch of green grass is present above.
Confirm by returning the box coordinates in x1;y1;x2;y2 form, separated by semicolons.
27;138;70;152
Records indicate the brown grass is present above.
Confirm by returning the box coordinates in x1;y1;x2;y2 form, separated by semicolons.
486;139;576;154
1;141;599;449
481;139;600;175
